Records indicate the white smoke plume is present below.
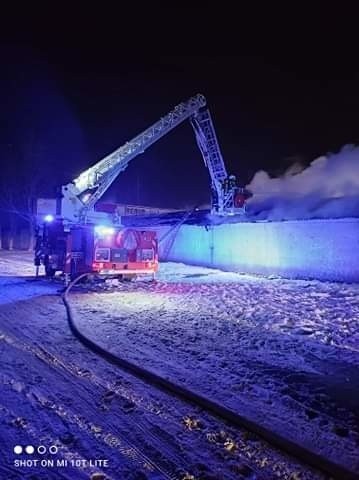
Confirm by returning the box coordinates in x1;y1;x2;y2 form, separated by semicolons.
246;144;359;220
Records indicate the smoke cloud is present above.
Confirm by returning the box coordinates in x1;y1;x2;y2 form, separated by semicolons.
246;144;359;220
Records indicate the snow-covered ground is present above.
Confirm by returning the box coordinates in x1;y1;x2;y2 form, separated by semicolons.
0;251;358;479
74;263;359;474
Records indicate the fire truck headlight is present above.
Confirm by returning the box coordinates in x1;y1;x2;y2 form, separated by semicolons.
44;214;54;222
95;225;115;236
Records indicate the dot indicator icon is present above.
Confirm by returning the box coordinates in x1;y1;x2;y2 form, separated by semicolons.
49;445;58;454
14;445;22;455
25;445;35;454
37;445;46;454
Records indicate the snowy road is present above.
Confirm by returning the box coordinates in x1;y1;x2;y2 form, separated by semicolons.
0;251;358;479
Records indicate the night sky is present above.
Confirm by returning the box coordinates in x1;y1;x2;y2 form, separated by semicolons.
1;27;359;209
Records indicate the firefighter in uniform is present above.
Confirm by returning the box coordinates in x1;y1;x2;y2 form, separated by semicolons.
229;174;236;190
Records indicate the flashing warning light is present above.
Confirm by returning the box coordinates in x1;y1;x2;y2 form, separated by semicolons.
44;214;54;223
94;225;115;236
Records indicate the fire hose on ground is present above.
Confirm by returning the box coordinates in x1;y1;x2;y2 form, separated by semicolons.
62;273;358;480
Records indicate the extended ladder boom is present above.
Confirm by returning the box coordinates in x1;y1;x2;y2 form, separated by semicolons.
62;94;206;223
190;109;238;214
61;93;245;224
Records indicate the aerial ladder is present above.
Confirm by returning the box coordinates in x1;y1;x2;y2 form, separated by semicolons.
35;94;249;280
60;93;247;227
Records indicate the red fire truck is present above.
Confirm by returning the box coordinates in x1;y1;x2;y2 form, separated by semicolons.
35;94;249;282
35;219;158;280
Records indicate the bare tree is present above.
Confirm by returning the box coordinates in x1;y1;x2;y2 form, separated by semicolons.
0;183;37;250
0;137;47;251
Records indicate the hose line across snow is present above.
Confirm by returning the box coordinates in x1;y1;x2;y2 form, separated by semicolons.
62;274;358;480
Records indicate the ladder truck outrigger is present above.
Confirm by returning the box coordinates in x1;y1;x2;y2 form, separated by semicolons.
34;93;250;282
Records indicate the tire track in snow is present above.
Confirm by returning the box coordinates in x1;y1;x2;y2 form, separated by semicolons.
0;327;206;473
0;402;111;480
0;329;186;480
1;373;175;479
0;307;322;480
1;324;285;480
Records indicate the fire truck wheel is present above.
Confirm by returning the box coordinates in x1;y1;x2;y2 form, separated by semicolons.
123;274;137;282
70;260;80;281
45;266;56;278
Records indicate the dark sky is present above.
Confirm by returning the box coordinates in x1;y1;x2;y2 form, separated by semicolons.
1;24;359;208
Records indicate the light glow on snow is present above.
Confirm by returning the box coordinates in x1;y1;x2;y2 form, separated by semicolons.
44;214;54;222
109;291;188;312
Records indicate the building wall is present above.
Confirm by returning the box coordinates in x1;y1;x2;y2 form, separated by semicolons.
156;219;359;282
